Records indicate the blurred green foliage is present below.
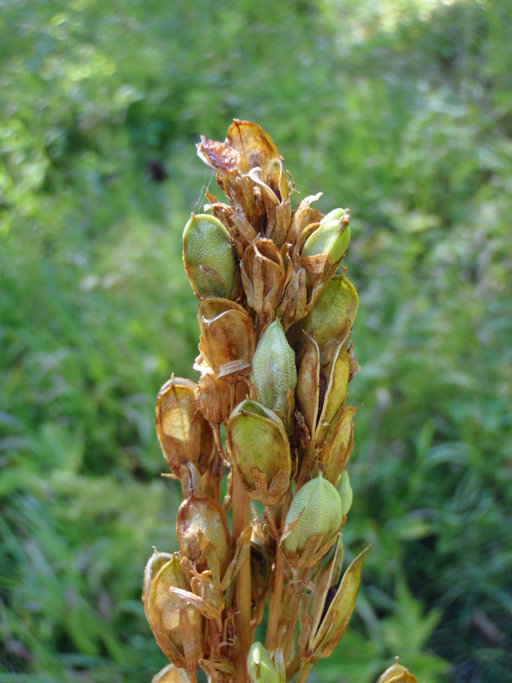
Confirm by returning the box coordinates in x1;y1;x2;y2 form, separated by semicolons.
1;0;511;680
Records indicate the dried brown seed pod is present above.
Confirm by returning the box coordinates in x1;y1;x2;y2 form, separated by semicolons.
177;494;232;581
155;376;215;477
144;552;204;672
198;298;255;380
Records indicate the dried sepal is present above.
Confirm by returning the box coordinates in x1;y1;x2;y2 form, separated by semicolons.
296;333;320;437
152;663;194;683
321;405;357;485
226;399;291;505
285;192;323;248
376;657;418;683
241;238;288;320
156;377;215;477
177;494;232;582
249;538;272;627
145;553;204;671
309;545;370;658
198;298;255;380
314;342;351;446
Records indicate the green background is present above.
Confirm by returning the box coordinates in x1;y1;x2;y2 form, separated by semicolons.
1;0;511;680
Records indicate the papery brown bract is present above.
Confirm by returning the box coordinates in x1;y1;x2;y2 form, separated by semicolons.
241;238;288;322
308;545;370;659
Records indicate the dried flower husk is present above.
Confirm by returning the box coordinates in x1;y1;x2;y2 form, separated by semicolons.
198;298;255;380
156;377;215;477
308;545;370;659
281;474;342;568
376;658;418;683
144;552;204;671
152;663;194;683
321;405;357;485
296;336;351;447
241;238;288;319
300;274;358;365
285;192;323;248
177;494;232;581
226;399;291;506
251;319;297;425
249;538;272;627
300;536;344;652
182;213;237;299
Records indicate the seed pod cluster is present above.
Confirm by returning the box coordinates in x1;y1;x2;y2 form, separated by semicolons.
143;120;370;682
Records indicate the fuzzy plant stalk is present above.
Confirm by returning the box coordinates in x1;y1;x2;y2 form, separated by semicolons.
142;121;415;683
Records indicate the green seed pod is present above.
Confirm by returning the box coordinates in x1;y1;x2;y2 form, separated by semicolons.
337;469;353;517
302;208;350;264
252;319;297;422
281;474;342;566
183;213;236;298
226;399;291;505
301;275;358;365
247;642;280;683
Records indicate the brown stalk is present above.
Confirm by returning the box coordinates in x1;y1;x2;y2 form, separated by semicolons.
232;471;251;680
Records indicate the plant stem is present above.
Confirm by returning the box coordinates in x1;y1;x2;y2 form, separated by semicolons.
297;661;314;683
232;472;251;681
265;542;285;652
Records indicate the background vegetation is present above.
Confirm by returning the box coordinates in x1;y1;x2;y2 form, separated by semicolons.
1;0;511;680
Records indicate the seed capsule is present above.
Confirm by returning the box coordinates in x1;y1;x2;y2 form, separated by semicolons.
251;319;297;423
226;399;291;505
155;377;215;476
198;298;255;380
301;275;358;365
281;474;342;567
302;208;350;264
177;494;231;581
247;642;280;683
183;213;236;299
144;553;203;671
